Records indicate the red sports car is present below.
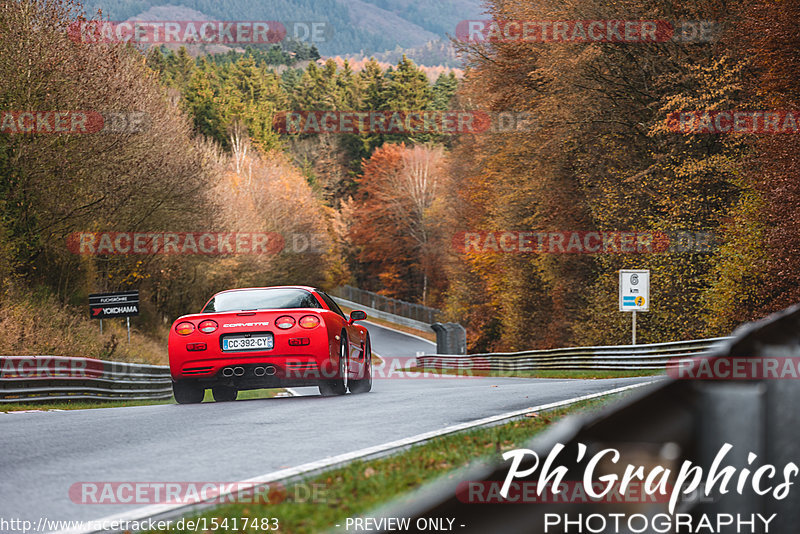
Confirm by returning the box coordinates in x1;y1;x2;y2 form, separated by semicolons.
168;286;372;403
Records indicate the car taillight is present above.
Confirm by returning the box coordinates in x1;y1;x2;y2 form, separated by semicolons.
175;321;195;335
198;320;218;333
276;316;296;329
299;315;320;329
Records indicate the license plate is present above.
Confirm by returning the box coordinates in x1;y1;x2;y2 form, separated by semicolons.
222;334;274;352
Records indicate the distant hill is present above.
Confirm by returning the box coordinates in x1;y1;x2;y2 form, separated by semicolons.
80;0;484;64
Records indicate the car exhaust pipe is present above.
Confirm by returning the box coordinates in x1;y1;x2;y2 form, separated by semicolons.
253;366;266;377
264;365;276;376
233;366;245;377
222;367;234;377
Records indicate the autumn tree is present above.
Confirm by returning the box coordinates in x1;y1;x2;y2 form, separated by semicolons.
349;143;448;304
728;0;800;319
444;0;739;350
0;0;214;310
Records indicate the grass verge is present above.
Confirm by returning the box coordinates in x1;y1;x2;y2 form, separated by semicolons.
147;392;631;534
0;289;167;364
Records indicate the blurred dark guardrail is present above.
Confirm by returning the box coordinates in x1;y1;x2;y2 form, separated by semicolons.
418;337;731;371
0;356;172;403
376;304;800;533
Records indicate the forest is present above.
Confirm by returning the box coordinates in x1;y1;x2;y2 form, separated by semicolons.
1;0;799;360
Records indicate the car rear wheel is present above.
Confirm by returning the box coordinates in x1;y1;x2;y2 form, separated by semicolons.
173;380;204;404
319;333;348;396
212;385;238;402
348;337;372;394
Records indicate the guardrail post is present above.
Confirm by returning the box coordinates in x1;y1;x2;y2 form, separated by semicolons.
431;323;467;355
431;323;448;354
445;323;466;355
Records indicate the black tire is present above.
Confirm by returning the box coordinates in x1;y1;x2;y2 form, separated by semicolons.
212;385;238;402
173;380;204;404
348;336;372;394
319;333;348;396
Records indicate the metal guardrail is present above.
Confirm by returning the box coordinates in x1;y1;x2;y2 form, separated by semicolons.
417;337;731;371
331;285;441;325
331;295;434;332
0;356;172;403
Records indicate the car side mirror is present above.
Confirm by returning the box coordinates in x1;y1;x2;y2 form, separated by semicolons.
349;310;367;324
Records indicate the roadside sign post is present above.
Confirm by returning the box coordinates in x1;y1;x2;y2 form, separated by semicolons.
619;270;649;345
89;291;139;344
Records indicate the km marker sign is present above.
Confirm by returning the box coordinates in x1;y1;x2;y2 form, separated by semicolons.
619;270;649;345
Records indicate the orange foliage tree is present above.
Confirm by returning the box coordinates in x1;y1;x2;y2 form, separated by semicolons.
349;142;448;304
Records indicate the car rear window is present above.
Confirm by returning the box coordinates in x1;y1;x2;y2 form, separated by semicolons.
202;288;323;313
315;291;347;319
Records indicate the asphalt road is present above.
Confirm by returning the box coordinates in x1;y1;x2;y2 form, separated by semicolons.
364;321;436;357
0;322;656;530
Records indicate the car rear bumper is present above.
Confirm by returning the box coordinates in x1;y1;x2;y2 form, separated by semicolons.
171;353;341;386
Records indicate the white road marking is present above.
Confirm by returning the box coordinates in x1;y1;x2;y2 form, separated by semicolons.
2;409;66;414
